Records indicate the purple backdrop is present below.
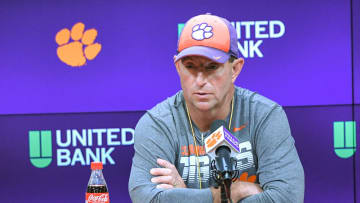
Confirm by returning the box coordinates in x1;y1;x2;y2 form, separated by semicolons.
0;0;359;202
0;111;144;202
1;105;359;202
0;0;354;115
353;0;360;104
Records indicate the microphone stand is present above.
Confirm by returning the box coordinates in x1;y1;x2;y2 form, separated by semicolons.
211;160;237;203
211;146;238;203
220;183;230;203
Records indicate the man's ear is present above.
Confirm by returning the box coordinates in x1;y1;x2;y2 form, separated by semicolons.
231;58;244;83
174;55;180;74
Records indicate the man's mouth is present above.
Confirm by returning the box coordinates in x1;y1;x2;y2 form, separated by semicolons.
194;92;211;99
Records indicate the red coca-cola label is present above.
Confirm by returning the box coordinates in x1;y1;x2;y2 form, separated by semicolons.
86;193;110;203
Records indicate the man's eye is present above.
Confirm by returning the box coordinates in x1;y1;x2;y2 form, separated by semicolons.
207;64;218;70
185;64;194;69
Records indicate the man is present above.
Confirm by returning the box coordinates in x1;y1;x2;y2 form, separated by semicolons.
128;14;304;202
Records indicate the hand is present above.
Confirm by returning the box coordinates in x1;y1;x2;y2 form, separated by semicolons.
150;158;187;189
211;181;262;203
210;187;221;203
230;180;263;202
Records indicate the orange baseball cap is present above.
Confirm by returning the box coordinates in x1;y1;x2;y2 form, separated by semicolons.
175;14;239;64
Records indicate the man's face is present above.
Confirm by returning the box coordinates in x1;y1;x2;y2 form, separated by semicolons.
176;55;234;112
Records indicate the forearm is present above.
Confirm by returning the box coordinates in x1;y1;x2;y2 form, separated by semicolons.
210;182;262;203
235;182;263;201
151;188;213;203
239;188;292;203
130;174;213;203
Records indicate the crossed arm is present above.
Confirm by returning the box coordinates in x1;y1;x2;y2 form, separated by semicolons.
128;107;304;203
151;158;263;202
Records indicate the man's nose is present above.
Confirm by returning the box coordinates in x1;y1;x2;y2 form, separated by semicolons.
195;72;207;86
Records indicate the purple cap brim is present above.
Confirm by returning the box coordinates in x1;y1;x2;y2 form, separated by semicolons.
175;46;230;64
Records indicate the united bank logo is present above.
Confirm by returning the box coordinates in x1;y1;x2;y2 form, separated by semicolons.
178;20;285;58
29;130;53;168
55;22;102;67
29;128;134;168
333;121;357;159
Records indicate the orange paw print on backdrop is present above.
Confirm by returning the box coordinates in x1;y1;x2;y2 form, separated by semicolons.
55;22;102;67
206;131;222;148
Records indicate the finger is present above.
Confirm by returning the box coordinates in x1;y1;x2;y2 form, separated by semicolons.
151;175;172;184
150;168;172;176
157;158;175;169
156;184;174;189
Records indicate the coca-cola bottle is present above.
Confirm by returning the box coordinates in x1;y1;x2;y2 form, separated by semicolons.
86;162;110;203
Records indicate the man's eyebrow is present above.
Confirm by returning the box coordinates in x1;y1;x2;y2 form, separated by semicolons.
181;56;220;66
205;61;221;66
181;57;194;62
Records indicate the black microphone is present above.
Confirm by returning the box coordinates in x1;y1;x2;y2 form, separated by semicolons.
205;120;239;178
205;120;240;203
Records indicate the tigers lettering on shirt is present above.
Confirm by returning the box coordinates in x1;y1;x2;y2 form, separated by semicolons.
179;141;256;187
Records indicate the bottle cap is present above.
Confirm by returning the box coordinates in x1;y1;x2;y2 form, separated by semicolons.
91;162;103;170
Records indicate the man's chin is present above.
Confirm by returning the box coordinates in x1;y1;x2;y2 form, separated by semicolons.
193;102;214;112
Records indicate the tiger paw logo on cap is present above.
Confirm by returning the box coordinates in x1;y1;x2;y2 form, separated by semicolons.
192;23;213;41
176;14;239;64
55;22;102;67
178;15;230;53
